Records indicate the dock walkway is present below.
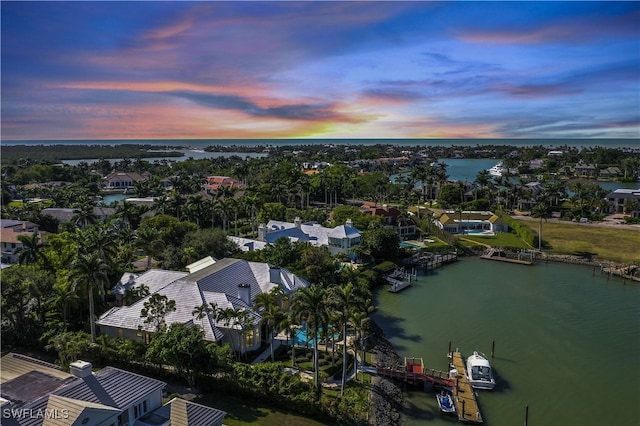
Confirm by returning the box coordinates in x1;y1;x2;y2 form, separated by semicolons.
450;352;483;423
480;248;533;265
376;357;454;388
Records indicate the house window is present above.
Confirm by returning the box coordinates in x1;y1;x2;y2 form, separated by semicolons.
118;329;123;337
244;328;255;348
134;400;148;419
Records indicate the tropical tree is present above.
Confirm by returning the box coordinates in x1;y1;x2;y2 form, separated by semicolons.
145;323;213;388
140;293;176;334
328;282;370;395
254;290;282;362
531;201;550;251
16;231;45;265
135;226;166;270
291;285;327;392
69;252;110;342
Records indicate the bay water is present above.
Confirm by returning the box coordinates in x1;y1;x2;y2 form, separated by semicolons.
372;257;640;426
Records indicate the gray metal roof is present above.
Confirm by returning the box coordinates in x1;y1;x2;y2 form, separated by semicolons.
143;397;226;426
99;258;308;340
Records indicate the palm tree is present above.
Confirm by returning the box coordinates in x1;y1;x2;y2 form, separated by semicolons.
291;285;327;392
69;252;109;342
531;202;549;251
328;282;368;395
16;231;44;265
135;226;165;270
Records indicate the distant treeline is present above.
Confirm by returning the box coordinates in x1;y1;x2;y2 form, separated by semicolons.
1;144;183;165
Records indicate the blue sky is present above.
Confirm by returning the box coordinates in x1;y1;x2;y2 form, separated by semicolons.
2;1;638;140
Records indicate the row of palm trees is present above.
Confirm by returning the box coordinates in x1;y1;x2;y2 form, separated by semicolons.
189;280;372;396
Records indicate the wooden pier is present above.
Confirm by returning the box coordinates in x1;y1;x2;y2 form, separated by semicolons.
480;248;533;265
386;268;415;293
450;352;483;423
376;357;454;388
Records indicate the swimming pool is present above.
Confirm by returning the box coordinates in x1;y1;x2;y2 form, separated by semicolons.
400;241;422;249
293;327;339;347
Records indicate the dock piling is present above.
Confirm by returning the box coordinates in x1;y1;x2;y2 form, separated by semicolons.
448;340;452;355
524;404;529;426
491;340;495;358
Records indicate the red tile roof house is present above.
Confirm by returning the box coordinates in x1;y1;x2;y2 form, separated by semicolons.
0;352;226;426
359;203;417;239
0;220;45;264
204;176;245;193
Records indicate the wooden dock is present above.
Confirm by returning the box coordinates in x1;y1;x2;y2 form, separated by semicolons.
480;249;533;265
376;357;455;388
386;268;415;292
450;352;483;423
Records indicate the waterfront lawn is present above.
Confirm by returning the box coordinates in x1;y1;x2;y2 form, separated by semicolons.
518;221;640;264
461;232;532;249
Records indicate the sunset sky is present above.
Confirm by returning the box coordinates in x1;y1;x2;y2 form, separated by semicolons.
2;1;639;140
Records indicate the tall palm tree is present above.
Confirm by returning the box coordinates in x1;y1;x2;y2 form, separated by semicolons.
531;202;549;251
291;285;327;392
135;227;165;270
69;252;109;342
328;282;368;396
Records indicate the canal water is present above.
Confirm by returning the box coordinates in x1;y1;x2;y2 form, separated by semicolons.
372;257;640;426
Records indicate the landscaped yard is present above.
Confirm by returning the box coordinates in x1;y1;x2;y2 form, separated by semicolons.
457;221;640;265
460;232;532;250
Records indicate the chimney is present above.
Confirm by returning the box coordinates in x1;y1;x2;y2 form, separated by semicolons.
258;224;266;242
238;283;251;306
70;360;92;378
294;217;302;229
346;218;353;227
269;265;281;284
382;204;388;211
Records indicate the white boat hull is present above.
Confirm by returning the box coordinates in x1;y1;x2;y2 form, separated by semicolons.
466;351;496;390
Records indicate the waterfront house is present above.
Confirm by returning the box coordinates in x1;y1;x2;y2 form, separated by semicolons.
359;202;417;239
0;219;44;264
572;162;598;178
97;257;309;354
435;211;508;234
604;188;640;216
256;218;362;256
0;352;226;426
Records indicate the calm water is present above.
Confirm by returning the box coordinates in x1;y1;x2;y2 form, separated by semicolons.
372;258;640;426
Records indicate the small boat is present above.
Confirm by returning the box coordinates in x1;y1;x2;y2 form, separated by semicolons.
488;161;505;177
466;351;495;390
436;391;456;415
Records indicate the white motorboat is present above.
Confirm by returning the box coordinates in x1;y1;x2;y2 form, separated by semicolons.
466;351;495;390
488;162;505;177
436;390;456;415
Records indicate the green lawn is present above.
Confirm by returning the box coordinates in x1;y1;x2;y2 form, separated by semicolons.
458;222;640;265
460;232;532;249
193;393;329;426
518;221;640;264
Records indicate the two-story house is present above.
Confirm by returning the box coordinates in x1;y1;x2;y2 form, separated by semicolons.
0;219;44;264
97;257;309;354
254;218;362;257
